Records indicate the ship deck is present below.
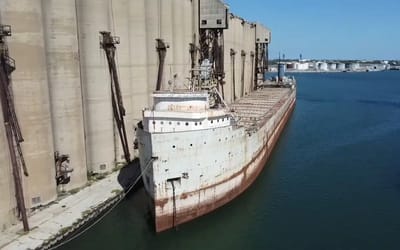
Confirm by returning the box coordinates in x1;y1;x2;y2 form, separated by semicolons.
230;87;292;131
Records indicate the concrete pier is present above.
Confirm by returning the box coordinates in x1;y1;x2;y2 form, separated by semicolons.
0;173;123;250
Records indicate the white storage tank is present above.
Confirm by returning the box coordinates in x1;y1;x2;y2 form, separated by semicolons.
337;63;346;71
319;62;328;71
328;63;337;71
350;62;360;71
295;62;309;71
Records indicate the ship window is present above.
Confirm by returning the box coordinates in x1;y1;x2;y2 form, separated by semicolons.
152;121;156;125
161;121;164;125
200;122;202;125
185;122;189;126
211;120;214;124
169;122;172;125
177;122;180;125
172;145;176;149
190;144;193;147
195;122;198;126
217;119;219;123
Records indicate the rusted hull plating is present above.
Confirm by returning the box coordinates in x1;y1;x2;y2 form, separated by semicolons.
138;87;296;232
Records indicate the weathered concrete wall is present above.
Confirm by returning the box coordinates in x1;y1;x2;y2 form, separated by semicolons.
110;0;134;163
128;0;149;127
0;0;265;230
224;15;256;104
0;0;57;213
42;0;87;190
76;0;115;173
0;109;16;230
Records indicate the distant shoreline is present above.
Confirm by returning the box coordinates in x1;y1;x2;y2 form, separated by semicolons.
271;69;396;74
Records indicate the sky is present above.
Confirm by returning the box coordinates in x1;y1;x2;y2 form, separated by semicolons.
225;0;400;60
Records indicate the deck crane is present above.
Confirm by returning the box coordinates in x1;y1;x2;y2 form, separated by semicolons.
0;24;29;232
99;31;131;163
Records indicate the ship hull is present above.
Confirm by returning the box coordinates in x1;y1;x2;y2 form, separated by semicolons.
138;87;296;232
154;96;295;232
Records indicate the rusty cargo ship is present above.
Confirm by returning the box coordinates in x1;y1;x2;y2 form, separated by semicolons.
136;0;296;233
137;80;296;232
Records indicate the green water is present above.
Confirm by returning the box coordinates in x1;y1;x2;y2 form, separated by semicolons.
59;71;400;250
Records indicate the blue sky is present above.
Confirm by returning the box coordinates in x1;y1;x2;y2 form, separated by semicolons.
225;0;400;60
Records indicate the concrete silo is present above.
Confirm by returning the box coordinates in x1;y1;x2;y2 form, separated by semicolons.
144;0;160;103
0;0;57;209
171;0;186;89
243;22;255;96
76;0;115;173
128;0;149;127
42;0;87;190
224;16;245;103
0;6;16;231
234;18;244;99
0;111;16;229
108;0;134;163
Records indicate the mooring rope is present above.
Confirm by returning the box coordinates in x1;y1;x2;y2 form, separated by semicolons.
48;157;154;250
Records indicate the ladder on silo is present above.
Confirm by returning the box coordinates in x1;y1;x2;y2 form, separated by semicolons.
99;31;131;163
0;24;29;232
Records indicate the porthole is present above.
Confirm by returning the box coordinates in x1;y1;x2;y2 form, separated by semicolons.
185;122;189;126
177;122;180;125
211;120;214;124
172;145;176;149
195;122;198;126
169;122;172;125
161;121;164;125
152;121;156;125
200;122;202;125
190;144;193;147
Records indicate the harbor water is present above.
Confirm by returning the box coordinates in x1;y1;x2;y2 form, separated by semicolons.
59;71;400;250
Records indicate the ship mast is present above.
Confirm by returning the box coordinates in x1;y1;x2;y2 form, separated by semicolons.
99;31;131;163
0;24;29;232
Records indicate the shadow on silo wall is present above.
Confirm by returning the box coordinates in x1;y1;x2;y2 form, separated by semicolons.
117;158;143;193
